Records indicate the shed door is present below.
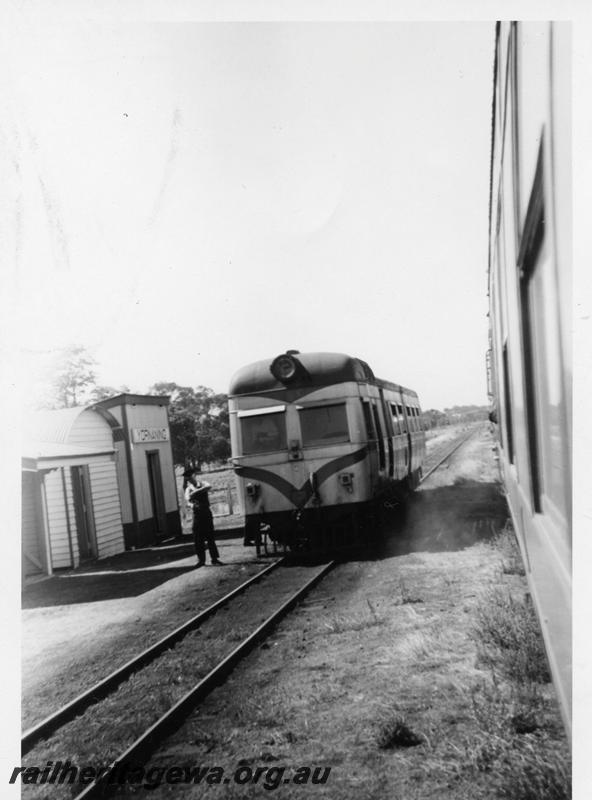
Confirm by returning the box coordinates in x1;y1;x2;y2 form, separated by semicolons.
146;451;167;540
71;466;97;560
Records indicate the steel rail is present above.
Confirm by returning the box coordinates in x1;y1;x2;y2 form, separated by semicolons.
72;560;336;800
420;426;480;484
22;558;283;756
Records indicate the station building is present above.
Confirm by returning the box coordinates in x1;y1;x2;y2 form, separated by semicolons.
21;394;181;578
93;394;182;549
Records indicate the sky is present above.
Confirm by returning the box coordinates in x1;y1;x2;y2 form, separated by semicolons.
4;12;495;411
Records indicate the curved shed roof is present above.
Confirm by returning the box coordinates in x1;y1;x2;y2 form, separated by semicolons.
23;406;121;444
24;407;89;444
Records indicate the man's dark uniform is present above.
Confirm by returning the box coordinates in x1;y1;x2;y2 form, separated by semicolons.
187;481;221;566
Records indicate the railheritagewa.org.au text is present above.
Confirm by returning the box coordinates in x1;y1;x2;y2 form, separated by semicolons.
10;761;332;791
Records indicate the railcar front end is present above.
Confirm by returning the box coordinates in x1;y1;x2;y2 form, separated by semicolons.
228;351;425;550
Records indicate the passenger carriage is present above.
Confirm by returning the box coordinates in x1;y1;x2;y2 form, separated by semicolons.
487;22;571;734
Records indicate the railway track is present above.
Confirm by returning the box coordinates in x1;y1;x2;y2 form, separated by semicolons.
420;425;479;484
21;559;283;756
22;559;336;800
20;427;477;798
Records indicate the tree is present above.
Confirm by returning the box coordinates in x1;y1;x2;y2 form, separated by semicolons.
50;346;97;408
88;384;131;403
424;409;449;429
149;382;231;468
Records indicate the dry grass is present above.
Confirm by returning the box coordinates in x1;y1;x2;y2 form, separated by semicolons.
397;576;424;605
463;680;570;799
374;710;425;750
490;520;527;576
463;523;570;799
472;586;551;684
323;598;385;634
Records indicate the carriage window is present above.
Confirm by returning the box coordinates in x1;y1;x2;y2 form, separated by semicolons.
240;411;287;454
390;403;401;434
502;342;515;465
518;140;568;517
299;404;349;446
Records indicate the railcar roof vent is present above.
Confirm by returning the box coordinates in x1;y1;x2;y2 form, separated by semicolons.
286;349;300;355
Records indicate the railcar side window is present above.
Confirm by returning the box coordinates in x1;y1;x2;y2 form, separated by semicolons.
240;412;287;454
405;406;415;432
390;404;401;434
371;404;386;470
398;404;407;433
361;401;375;440
299;404;349;446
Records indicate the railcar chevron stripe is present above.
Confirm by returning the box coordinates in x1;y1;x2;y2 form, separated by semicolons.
235;446;368;509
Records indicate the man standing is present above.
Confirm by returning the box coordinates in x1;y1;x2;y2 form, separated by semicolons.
183;469;223;567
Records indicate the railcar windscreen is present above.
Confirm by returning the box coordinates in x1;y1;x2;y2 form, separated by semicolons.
240;411;287;454
299;404;349;446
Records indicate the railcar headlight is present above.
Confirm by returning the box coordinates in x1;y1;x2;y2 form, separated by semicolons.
338;472;353;486
246;482;260;498
270;353;297;382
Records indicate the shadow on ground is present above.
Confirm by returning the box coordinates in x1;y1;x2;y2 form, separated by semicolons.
274;481;509;566
376;479;509;558
22;540;201;608
21;562;201;608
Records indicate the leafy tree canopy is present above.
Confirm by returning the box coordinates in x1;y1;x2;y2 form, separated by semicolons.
149;382;230;468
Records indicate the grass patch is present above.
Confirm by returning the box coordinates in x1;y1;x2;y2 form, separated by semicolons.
397;630;436;660
375;710;424;750
468;680;544;738
464;681;570;798
473;587;550;684
491;520;526;576
324;599;385;634
494;743;571;800
398;577;423;605
463;531;570;800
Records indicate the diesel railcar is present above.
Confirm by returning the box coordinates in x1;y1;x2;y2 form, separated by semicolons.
228;351;425;550
487;22;571;735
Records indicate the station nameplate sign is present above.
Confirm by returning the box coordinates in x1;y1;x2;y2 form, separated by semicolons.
131;427;170;443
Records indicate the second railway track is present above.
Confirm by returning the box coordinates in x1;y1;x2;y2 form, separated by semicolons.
22;559;336;800
22;559;283;756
